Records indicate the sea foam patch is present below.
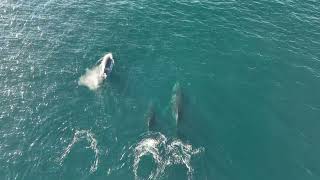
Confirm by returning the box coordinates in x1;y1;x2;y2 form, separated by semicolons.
132;132;204;180
59;130;100;173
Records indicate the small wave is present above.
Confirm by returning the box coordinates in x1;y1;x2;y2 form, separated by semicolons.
59;130;100;173
132;132;204;180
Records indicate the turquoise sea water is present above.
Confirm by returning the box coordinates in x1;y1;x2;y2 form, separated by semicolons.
1;0;320;179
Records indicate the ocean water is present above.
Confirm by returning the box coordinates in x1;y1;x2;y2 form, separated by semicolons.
1;0;320;179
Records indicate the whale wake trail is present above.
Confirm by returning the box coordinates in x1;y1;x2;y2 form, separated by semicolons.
131;132;204;180
59;130;100;173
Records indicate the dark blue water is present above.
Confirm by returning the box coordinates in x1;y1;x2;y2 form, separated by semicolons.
1;0;320;179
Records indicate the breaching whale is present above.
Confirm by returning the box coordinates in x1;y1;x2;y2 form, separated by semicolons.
97;53;114;79
78;53;115;90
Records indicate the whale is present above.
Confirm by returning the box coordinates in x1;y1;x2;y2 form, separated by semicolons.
98;53;114;79
171;82;183;126
145;102;156;131
78;53;115;90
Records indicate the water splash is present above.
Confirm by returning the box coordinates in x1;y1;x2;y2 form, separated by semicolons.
78;65;105;90
59;130;100;173
132;132;204;180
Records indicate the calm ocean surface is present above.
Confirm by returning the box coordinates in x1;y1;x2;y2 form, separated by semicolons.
1;0;320;179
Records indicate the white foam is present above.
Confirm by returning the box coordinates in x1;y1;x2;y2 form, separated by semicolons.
133;132;204;180
133;133;167;179
164;140;204;179
78;65;105;90
59;130;100;173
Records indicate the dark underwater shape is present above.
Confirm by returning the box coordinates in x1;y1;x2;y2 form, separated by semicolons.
145;102;156;131
171;82;183;126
